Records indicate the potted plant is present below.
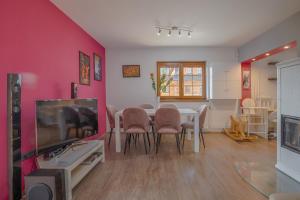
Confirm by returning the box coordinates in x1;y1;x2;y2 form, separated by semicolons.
150;73;173;108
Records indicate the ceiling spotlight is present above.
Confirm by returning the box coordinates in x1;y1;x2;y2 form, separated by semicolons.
188;31;192;38
252;58;256;61
265;53;270;56
284;45;290;49
157;28;162;36
167;30;171;37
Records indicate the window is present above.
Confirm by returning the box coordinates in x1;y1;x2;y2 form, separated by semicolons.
157;62;206;101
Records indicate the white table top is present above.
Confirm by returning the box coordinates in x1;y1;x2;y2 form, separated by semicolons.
116;108;198;116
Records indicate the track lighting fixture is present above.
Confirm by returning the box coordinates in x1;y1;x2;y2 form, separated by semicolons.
168;30;171;37
157;28;161;36
155;26;192;38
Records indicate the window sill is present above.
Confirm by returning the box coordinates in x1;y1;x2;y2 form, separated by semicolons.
160;98;208;102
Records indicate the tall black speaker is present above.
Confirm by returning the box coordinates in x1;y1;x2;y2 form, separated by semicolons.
25;169;66;200
7;74;22;200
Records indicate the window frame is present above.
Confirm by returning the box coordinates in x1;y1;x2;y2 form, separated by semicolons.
157;61;207;101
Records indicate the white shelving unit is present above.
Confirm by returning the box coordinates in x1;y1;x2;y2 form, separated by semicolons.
37;140;105;200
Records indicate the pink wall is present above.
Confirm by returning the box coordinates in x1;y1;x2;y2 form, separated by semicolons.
0;1;106;199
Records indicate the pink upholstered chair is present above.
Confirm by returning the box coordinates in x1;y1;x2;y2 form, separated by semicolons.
122;107;151;154
139;103;155;135
159;104;177;109
139;104;154;109
181;105;208;149
106;105;123;146
154;108;182;154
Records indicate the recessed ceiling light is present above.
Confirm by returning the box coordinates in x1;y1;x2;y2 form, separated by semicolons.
265;53;270;56
284;45;290;49
252;58;256;61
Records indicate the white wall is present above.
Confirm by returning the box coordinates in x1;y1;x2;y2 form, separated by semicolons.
251;48;298;101
238;11;300;62
106;47;241;131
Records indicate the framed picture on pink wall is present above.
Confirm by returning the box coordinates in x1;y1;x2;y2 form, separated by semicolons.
79;51;90;85
94;53;102;81
242;70;250;89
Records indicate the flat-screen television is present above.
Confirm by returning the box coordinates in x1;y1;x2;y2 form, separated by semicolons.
36;98;98;154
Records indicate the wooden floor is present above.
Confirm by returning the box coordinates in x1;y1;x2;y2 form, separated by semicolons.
73;133;276;200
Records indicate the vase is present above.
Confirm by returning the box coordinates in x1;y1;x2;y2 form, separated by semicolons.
156;96;160;109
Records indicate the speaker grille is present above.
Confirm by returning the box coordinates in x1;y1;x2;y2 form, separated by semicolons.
28;183;53;200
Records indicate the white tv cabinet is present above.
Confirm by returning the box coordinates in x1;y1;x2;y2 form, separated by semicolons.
37;140;105;200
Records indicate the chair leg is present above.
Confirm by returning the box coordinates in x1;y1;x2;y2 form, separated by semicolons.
124;134;129;155
108;128;113;146
158;134;162;146
182;128;187;149
175;134;181;154
134;134;138;147
147;132;151;149
128;134;132;150
156;134;161;154
152;131;156;147
142;134;148;154
200;129;206;149
180;128;184;142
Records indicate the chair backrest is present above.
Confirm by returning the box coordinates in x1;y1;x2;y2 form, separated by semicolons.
122;107;150;132
198;105;208;129
155;108;181;132
159;104;177;109
242;98;256;107
139;104;154;109
242;98;256;115
106;105;118;128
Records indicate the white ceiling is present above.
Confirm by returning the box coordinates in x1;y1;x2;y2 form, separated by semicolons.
51;0;300;48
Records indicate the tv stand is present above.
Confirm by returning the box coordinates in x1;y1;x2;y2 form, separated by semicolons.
55;141;88;159
37;140;105;200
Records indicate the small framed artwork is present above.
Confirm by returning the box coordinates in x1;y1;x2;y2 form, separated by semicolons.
122;65;140;78
242;70;251;89
94;53;102;81
79;51;90;85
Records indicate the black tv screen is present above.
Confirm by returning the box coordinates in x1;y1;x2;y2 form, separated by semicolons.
36;98;98;154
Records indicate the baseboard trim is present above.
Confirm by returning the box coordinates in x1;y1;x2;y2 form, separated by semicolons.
203;128;224;132
276;162;300;183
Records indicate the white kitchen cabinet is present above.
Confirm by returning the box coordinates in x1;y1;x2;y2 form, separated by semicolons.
208;62;241;99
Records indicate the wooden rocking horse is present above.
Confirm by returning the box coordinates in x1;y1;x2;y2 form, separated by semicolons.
224;115;258;142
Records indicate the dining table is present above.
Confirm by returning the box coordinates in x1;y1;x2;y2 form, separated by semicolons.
114;108;200;153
